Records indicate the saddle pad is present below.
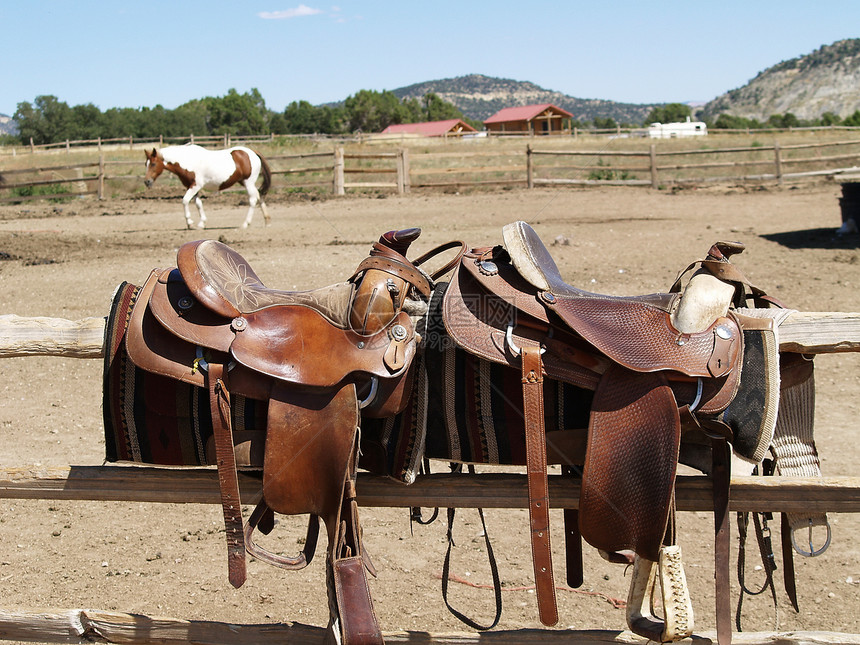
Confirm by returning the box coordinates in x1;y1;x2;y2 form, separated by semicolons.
103;282;267;468
361;283;594;481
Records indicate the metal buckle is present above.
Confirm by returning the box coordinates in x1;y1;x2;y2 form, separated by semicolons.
505;323;546;358
791;519;832;557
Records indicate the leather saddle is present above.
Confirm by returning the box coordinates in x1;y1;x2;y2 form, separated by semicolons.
122;228;459;645
441;221;771;642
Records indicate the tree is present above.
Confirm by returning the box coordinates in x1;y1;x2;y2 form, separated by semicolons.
203;88;269;136
592;116;617;130
644;103;692;125
343;89;418;132
14;95;75;144
843;110;860;127
766;112;800;129
422;92;463;121
279;101;344;134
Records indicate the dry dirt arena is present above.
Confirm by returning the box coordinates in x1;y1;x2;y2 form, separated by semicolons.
0;182;858;643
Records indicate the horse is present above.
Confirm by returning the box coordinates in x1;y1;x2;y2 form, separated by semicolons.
144;144;272;229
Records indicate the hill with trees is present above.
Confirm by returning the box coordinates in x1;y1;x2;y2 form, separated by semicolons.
391;74;657;124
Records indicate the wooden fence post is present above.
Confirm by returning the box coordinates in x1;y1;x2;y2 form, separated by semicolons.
129;135;133;150
774;142;783;185
526;144;534;189
400;148;411;194
394;149;404;194
97;137;102;152
333;147;345;195
190;133;195;144
650;144;658;188
30;137;35;153
159;134;163;146
98;155;105;201
65;140;70;154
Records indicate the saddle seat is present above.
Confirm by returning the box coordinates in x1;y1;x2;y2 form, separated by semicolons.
177;238;355;326
499;220;741;380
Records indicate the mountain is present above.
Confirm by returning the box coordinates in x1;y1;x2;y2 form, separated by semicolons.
391;74;659;124
0;113;18;136
700;39;860;122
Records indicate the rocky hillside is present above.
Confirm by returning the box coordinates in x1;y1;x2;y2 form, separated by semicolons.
0;114;17;136
392;74;658;124
700;39;860;121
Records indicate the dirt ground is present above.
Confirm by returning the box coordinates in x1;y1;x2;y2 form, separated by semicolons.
0;181;858;643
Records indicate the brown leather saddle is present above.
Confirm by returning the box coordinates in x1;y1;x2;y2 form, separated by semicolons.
121;229;460;645
441;221;770;642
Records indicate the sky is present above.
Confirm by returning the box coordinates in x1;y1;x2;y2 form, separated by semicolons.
2;0;859;117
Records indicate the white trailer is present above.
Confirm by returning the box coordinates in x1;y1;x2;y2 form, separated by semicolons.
648;116;707;138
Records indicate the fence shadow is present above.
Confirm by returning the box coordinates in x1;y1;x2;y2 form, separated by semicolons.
761;227;859;250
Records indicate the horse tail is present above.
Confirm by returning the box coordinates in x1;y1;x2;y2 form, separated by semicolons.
257;152;272;198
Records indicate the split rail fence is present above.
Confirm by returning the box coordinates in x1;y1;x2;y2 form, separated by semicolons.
4;138;860;203
0;312;859;644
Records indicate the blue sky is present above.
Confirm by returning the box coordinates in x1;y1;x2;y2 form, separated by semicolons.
1;1;858;117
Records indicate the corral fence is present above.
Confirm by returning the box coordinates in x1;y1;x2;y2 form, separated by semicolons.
3;137;860;203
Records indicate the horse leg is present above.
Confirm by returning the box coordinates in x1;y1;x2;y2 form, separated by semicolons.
195;196;207;229
181;185;203;230
241;182;266;228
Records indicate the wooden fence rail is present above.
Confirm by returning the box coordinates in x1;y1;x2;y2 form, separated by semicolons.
4;138;860;203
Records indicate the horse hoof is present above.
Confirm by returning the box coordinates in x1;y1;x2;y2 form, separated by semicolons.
197;223;206;230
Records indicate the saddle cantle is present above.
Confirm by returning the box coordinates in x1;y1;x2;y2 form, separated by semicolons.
113;229;462;645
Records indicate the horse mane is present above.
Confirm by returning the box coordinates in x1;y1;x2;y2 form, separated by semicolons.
258;153;272;197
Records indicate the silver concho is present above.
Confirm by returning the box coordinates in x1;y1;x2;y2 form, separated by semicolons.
477;259;498;276
541;291;557;304
715;325;733;340
231;316;248;332
390;323;408;342
177;296;194;311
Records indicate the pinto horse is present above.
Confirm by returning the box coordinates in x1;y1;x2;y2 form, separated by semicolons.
144;144;272;229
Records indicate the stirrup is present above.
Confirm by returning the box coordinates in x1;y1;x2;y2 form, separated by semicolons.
627;545;694;642
243;501;320;570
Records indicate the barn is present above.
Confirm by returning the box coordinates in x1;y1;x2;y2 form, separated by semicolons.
483;103;573;135
380;119;477;137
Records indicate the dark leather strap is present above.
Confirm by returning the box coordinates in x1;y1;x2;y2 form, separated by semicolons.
562;466;584;588
206;362;246;589
781;513;800;612
411;239;468;281
712;436;733;645
521;344;558;627
442;503;502;631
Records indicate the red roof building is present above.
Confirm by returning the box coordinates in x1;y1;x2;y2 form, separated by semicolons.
483;103;573;135
380;119;477;137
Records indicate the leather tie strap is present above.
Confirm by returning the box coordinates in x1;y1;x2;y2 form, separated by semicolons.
206;362;247;589
712;436;733;645
521;344;558;627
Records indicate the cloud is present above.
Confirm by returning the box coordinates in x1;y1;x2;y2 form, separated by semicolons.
258;5;322;20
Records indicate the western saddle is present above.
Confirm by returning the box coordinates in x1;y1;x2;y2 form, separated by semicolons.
439;221;789;643
119;229;452;645
104;221;811;644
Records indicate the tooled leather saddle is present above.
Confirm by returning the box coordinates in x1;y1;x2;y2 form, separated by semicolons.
112;228;459;645
439;221;783;643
